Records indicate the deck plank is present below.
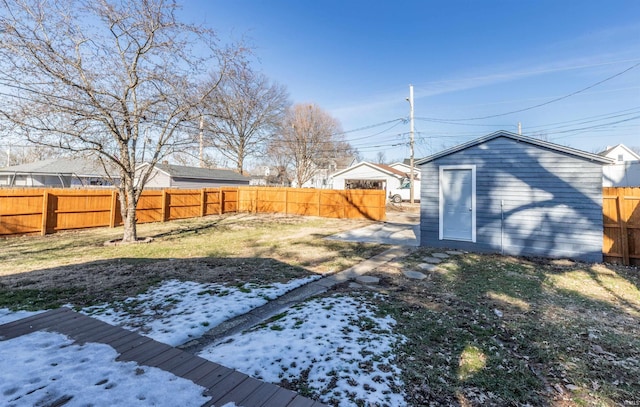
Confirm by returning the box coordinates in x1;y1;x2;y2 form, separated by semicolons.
181;359;222;382
0;308;76;339
170;356;209;377
204;370;248;399
210;375;264;406
117;339;170;363
0;308;329;407
261;387;298;406
287;394;320;407
238;382;280;406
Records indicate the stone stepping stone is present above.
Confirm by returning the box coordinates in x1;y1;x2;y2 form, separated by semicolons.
446;250;465;255
432;253;450;259
417;263;437;271
403;270;427;280
422;256;442;264
355;275;380;285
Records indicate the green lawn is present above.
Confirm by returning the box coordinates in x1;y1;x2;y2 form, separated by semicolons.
1;214;638;406
371;251;640;406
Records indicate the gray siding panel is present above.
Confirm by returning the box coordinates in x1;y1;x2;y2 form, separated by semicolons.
171;178;250;189
419;136;604;262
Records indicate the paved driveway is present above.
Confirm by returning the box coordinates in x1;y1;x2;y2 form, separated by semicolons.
327;211;419;246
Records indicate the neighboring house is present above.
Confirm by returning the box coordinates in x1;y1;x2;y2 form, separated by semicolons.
389;161;420;180
598;144;640;187
330;161;412;191
598;144;640;163
417;131;612;263
249;165;291;187
297;156;358;189
139;163;250;189
0;158;118;188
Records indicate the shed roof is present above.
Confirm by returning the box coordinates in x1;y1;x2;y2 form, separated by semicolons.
152;163;250;182
0;158;116;177
330;161;408;178
416;131;613;165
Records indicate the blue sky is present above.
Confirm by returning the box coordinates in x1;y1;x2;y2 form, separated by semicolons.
181;1;640;163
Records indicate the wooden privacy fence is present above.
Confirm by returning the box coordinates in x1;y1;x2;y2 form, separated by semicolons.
0;187;386;237
603;186;640;266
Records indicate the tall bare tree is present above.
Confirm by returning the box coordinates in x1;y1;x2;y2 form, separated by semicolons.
0;0;246;242
202;64;289;174
270;103;354;188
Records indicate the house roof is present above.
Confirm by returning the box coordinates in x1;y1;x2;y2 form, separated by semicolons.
0;158;116;177
152;163;250;181
416;131;614;165
597;144;640;161
330;161;409;178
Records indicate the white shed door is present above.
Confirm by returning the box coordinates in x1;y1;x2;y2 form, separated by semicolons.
440;166;475;242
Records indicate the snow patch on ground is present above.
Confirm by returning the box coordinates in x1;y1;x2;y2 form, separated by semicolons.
0;331;210;406
0;309;44;325
81;276;320;346
199;294;406;407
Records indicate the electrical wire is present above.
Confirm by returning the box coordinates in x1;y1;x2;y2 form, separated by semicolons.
416;61;640;122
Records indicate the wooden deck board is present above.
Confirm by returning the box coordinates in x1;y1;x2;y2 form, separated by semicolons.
210;376;264;406
181;359;222;382
0;308;77;339
238;382;280;406
171;356;209;377
0;308;328;407
117;339;170;363
262;387;299;406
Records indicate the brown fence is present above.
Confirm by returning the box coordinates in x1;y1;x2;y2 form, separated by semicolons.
603;187;640;266
0;187;386;237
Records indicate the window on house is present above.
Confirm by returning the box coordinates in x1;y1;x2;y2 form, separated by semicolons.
618;154;624;162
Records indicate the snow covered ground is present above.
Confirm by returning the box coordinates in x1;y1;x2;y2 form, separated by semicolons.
200;294;406;407
81;276;321;346
0;331;211;406
0;277;406;407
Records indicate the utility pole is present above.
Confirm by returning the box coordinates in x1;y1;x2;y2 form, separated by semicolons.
408;84;415;204
199;116;204;168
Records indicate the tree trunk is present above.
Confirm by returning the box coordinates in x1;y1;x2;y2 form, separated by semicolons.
122;200;138;242
119;178;138;243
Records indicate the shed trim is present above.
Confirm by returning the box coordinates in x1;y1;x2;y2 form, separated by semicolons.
416;131;613;166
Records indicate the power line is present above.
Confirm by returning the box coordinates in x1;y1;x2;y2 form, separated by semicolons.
417;61;640;122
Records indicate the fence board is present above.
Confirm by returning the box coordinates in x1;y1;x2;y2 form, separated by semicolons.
603;186;640;265
0;187;385;237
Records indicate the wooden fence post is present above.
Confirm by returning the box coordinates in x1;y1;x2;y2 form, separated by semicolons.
616;188;630;265
200;189;206;217
161;190;168;222
109;190;118;228
284;188;288;215
219;189;224;215
253;188;258;214
40;190;49;236
317;189;321;217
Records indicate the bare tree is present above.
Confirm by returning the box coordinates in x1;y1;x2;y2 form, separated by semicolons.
202;64;290;174
264;140;292;186
0;0;246;242
375;151;386;164
270;103;354;188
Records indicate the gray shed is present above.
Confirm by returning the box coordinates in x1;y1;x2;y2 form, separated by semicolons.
140;163;250;189
416;131;612;262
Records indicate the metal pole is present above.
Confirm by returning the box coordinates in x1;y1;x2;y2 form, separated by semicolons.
409;84;415;204
199;116;204;168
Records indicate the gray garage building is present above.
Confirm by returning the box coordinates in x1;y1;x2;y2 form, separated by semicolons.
416;131;612;262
